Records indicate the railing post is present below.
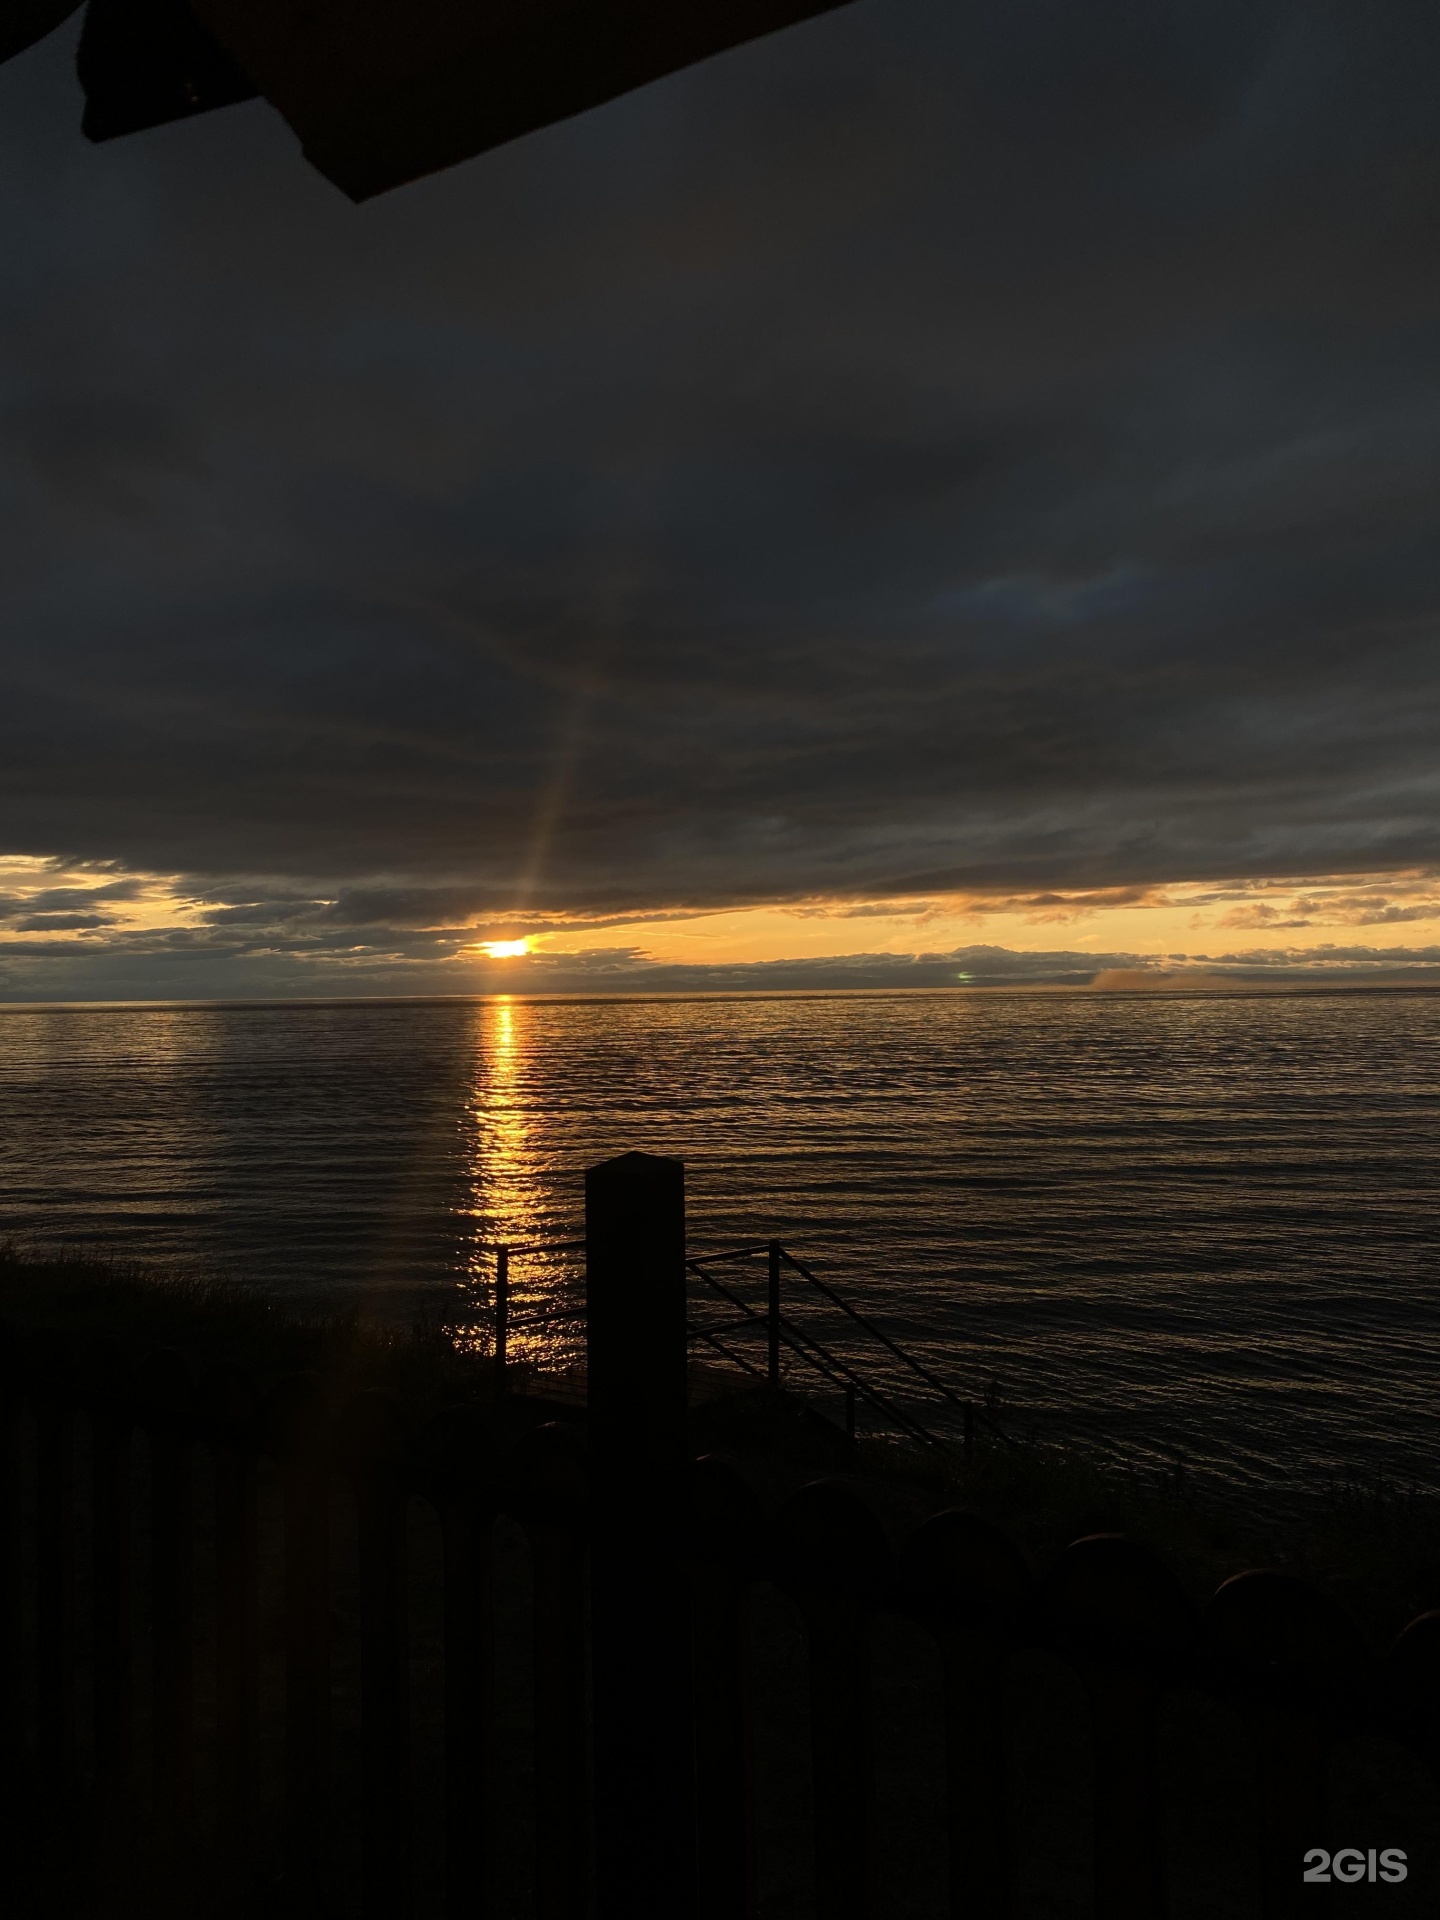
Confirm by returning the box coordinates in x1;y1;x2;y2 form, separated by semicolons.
586;1151;696;1920
767;1241;781;1390
494;1248;509;1394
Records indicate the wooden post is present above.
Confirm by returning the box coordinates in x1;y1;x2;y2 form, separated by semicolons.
767;1241;782;1391
586;1151;696;1920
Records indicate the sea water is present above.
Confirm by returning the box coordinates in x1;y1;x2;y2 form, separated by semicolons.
1;989;1437;1491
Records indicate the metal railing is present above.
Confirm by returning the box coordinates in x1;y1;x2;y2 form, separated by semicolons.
2;1157;1436;1920
470;1236;587;1383
465;1234;991;1451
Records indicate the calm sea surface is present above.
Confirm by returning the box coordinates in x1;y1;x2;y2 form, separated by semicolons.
1;989;1437;1493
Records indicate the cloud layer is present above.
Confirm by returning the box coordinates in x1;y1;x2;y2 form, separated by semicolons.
2;1;1440;995
4;854;1440;1000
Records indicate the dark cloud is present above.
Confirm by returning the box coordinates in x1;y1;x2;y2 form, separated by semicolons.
0;880;147;914
10;911;116;930
1;0;1439;985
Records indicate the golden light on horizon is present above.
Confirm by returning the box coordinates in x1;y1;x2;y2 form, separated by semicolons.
524;867;1440;970
479;937;530;959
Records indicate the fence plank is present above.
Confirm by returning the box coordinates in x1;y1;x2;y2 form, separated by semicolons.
207;1362;262;1883
690;1456;768;1920
340;1392;413;1920
273;1373;333;1905
511;1420;590;1920
904;1509;1033;1920
440;1500;492;1920
418;1405;499;1920
36;1388;76;1774
1046;1534;1195;1920
777;1481;894;1920
144;1353;198;1831
1375;1607;1440;1767
90;1392;134;1796
0;1378;20;1776
1206;1570;1368;1920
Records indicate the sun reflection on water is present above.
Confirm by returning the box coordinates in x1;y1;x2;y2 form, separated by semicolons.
458;997;580;1371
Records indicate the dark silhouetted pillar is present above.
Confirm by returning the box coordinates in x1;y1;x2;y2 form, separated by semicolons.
586;1151;696;1920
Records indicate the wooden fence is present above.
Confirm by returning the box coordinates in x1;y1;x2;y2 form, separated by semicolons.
0;1151;1436;1919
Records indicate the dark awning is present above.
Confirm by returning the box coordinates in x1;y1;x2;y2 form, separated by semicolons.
4;0;855;200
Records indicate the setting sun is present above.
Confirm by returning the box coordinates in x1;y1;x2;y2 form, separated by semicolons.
479;938;530;959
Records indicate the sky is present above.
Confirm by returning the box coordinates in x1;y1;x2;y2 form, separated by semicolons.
2;0;1440;1000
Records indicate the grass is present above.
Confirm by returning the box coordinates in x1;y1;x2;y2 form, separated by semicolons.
0;1241;519;1420
3;1244;1437;1641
